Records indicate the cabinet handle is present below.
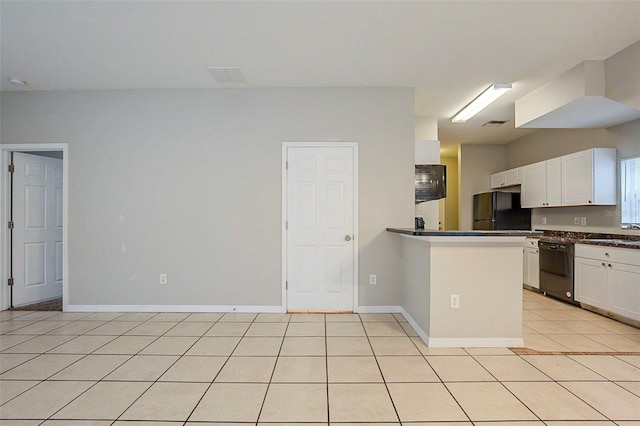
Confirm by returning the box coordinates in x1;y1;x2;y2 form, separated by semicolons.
605;252;610;257
588;200;592;204
608;263;612;268
601;262;606;267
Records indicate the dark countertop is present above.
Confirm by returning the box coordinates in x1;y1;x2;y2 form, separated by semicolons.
537;230;640;250
387;228;544;237
577;239;640;250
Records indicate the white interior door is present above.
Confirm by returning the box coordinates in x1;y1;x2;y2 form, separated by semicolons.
12;152;63;306
286;146;355;311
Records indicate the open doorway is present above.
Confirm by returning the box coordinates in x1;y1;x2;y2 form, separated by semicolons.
1;144;68;312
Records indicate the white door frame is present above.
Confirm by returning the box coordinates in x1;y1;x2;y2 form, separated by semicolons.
281;142;359;313
0;143;69;311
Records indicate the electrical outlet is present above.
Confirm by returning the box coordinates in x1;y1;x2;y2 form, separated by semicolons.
159;274;167;284
541;217;547;225
580;217;587;226
369;274;377;285
573;217;580;225
450;294;460;309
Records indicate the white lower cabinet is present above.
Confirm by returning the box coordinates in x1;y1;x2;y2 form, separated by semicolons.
575;257;608;308
608;262;640;320
575;244;640;321
523;239;539;289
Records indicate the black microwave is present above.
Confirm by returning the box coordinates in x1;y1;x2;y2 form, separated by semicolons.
415;164;446;203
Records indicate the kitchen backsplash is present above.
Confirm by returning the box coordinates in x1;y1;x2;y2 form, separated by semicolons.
531;205;631;230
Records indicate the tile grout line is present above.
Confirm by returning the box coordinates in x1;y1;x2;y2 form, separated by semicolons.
1;305;639;423
253;313;292;425
49;311;223;423
465;352;545;423
35;311;206;423
182;312;265;425
325;314;330;426
0;314;151;410
361;313;403;424
555;380;617;422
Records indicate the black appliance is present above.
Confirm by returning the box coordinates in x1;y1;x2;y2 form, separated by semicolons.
472;191;531;230
538;240;577;305
415;165;446;203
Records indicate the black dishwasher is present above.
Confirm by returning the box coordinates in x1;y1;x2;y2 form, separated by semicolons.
538;241;578;305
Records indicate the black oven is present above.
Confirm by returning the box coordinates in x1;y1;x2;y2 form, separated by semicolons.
538;240;578;305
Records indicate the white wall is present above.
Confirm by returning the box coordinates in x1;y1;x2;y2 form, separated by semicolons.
505;118;640;232
458;144;506;230
1;88;414;308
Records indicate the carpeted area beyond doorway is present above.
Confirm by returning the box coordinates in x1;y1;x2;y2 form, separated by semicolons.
9;297;62;311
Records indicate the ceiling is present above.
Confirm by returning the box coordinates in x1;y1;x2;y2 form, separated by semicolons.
2;1;639;155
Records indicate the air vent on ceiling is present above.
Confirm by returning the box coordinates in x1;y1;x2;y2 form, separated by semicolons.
482;120;508;127
207;67;245;83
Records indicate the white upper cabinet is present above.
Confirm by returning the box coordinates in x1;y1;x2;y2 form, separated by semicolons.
561;148;617;206
546;157;562;207
490;168;520;189
490;172;505;189
521;160;561;208
521;161;547;208
517;147;616;208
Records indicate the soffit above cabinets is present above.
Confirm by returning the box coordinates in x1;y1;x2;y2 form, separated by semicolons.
515;43;640;129
517;95;640;129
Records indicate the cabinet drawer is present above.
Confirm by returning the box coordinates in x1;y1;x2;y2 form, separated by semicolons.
525;238;539;248
575;244;640;266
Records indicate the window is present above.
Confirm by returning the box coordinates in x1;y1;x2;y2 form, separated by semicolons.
621;156;640;229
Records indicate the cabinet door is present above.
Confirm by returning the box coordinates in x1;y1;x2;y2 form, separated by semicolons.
504;168;520;186
608;262;640;321
521;162;547;208
562;150;593;206
546;158;562;207
524;247;539;289
490;172;505;189
575;257;608;308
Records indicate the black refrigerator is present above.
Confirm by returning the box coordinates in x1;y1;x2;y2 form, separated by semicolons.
472;191;532;230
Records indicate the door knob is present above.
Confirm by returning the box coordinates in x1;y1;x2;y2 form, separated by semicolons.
344;235;352;241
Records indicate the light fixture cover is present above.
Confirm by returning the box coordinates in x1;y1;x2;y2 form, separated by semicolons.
452;83;512;123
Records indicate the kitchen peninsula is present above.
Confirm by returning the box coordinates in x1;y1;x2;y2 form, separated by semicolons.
388;228;542;348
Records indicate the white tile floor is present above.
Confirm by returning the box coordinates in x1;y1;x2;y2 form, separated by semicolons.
0;289;638;424
522;289;640;353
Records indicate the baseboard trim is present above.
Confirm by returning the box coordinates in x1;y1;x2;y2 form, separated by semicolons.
397;307;430;345
398;308;523;348
356;305;403;314
65;304;283;313
426;337;524;348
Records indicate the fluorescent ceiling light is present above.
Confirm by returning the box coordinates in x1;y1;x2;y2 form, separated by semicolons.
452;83;512;123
